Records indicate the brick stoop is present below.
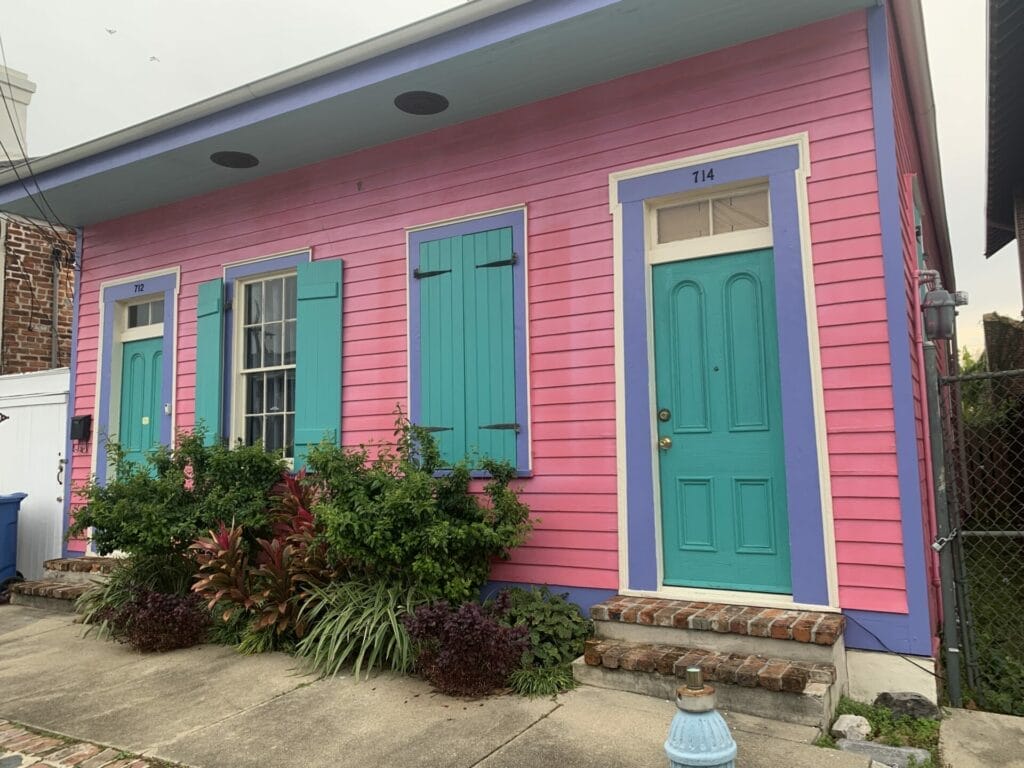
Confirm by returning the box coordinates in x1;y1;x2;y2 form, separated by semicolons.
8;581;88;613
573;596;849;728
42;557;119;584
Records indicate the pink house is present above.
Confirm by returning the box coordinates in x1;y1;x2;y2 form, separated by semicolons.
0;0;951;713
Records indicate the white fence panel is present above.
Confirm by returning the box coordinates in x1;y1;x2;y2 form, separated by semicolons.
0;367;69;579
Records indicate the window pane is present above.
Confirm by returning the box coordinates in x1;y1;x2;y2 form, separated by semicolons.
245;283;262;325
264;323;282;367
265;415;284;453
245;374;263;415
286;369;295;413
284;275;297;321
285;415;294;460
284;320;296;366
266;371;285;413
151;299;165;324
127;304;141;328
657;201;709;243
712;191;769;234
245;328;262;369
265;278;283;322
245;416;262;447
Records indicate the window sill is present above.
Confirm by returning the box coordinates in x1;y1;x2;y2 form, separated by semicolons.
432;469;533;480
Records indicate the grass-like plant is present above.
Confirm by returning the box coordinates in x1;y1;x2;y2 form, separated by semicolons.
294;580;426;678
509;665;576;697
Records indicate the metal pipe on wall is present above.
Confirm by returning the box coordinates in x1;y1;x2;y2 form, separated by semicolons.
924;339;961;706
50;247;59;368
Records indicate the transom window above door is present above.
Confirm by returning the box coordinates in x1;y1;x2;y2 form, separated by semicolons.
656;187;770;244
239;273;297;459
126;297;164;328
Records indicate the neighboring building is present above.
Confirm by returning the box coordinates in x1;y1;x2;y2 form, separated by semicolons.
0;0;952;705
0;214;75;375
985;0;1024;312
0;68;74;374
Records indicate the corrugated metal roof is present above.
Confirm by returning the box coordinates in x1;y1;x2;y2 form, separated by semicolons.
986;0;1024;256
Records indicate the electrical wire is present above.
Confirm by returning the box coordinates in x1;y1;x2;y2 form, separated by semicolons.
0;28;71;238
0;29;73;252
844;613;944;680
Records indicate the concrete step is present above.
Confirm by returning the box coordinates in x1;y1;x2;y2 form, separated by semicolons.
573;639;842;729
42;557;119;585
590;596;846;665
9;580;88;613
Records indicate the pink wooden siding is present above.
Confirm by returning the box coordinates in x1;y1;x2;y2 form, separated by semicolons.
889;11;942;631
68;10;910;613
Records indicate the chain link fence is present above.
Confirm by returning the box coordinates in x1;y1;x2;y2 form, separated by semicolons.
941;367;1024;715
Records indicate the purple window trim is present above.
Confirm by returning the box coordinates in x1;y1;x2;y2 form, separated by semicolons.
0;0;621;209
95;271;178;485
865;3;933;655
220;250;312;440
616;143;829;606
408;209;531;475
61;228;84;557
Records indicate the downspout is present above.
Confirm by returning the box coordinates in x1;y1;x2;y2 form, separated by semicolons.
0;216;6;374
50;243;60;368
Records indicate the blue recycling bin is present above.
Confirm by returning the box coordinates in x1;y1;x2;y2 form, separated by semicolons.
0;492;27;586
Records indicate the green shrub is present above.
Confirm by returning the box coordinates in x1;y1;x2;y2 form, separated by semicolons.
295;580;426;677
307;415;534;603
498;587;592;670
509;665;576;697
69;430;285;558
832;697;939;766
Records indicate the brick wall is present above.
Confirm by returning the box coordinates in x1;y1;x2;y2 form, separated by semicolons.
0;216;75;374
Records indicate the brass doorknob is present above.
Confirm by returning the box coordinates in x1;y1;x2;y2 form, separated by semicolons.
658;436;673;450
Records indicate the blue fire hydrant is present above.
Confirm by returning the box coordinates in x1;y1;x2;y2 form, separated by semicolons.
665;667;737;768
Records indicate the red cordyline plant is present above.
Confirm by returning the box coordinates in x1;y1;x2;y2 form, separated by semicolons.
191;470;335;640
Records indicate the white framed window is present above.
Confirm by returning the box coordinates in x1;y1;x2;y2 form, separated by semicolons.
234;271;297;459
126;297;165;329
649;184;772;263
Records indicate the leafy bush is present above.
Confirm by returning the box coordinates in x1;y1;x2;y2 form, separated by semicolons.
190;474;337;652
403;600;529;696
69;430;286;558
307;415;533;603
103;588;210;652
76;554;196;636
830;697;939;766
498;587;592;670
295;581;426;678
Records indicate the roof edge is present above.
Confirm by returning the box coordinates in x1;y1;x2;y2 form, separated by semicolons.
891;0;955;285
0;0;531;187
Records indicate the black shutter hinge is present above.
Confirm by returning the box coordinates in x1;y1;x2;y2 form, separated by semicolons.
413;268;452;280
480;423;520;432
420;426;453;433
224;298;233;311
476;252;518;269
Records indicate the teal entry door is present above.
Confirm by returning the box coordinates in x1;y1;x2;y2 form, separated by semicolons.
652;249;792;594
119;337;164;467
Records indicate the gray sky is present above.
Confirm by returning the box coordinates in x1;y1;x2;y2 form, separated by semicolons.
1;0;1013;353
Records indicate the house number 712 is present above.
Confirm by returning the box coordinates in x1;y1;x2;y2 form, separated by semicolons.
692;168;715;183
133;282;145;293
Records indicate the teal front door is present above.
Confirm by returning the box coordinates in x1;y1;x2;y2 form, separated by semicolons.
119;337;163;467
652;249;792;594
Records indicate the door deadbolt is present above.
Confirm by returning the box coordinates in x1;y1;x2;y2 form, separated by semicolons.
658;408;671;422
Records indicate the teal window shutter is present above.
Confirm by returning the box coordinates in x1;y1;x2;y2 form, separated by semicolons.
195;278;224;445
293;259;343;468
419;226;517;467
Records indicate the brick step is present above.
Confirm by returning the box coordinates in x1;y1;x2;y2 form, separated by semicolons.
42;556;119;585
574;639;842;728
9;580;88;613
590;596;845;665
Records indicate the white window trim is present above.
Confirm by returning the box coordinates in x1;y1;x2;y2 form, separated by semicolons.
230;268;298;460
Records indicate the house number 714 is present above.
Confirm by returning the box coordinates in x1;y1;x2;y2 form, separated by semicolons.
692;168;715;183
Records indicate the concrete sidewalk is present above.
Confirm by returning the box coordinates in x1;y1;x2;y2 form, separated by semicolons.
0;605;870;768
940;707;1024;768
